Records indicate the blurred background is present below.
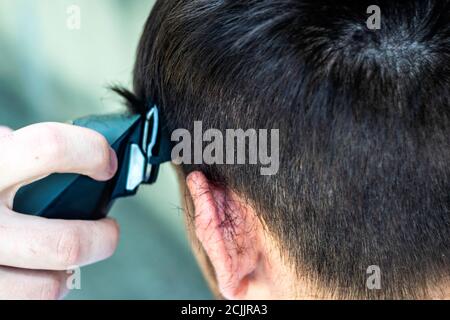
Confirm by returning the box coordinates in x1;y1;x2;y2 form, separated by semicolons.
0;0;212;299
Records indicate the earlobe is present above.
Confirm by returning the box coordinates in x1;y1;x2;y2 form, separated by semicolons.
186;171;261;300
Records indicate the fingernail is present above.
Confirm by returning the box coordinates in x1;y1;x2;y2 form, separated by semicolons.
109;148;118;176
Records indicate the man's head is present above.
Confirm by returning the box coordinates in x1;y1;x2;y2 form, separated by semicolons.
117;0;450;299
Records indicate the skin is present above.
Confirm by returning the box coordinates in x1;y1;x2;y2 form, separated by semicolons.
181;170;450;300
0;124;120;300
180;170;302;300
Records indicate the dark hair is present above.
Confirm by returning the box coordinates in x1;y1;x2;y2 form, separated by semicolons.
116;0;450;299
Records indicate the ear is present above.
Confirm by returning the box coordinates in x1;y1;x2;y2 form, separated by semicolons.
186;171;263;300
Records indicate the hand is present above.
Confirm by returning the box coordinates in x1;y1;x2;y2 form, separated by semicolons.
0;123;120;300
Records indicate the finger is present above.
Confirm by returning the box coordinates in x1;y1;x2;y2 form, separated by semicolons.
0;210;120;271
0;122;118;191
0;126;13;137
0;266;69;300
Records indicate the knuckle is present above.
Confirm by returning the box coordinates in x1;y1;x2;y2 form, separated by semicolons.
54;226;82;267
34;124;66;160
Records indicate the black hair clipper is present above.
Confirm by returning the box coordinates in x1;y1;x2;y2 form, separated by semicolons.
13;105;172;220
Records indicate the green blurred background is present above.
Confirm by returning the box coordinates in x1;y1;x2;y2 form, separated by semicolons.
0;0;212;299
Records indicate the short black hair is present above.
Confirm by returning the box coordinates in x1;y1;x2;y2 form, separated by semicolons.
117;0;450;299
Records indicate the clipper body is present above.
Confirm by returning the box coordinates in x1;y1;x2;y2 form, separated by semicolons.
13;106;170;220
